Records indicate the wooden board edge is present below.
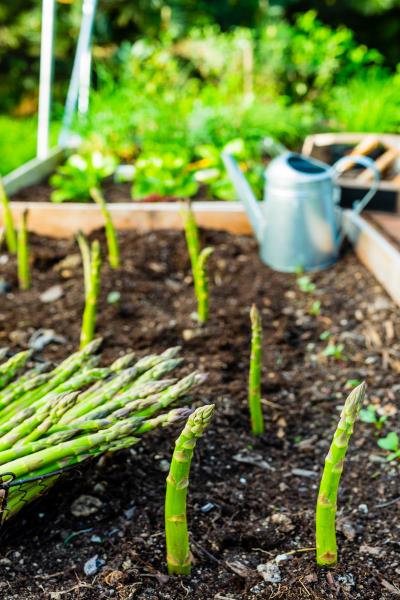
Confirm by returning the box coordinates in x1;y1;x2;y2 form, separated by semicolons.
343;209;400;306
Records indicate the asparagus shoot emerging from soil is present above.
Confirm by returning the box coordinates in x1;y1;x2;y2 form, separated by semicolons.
90;187;120;269
248;304;264;435
165;404;215;576
0;177;17;253
80;237;102;348
17;210;30;291
180;201;214;324
316;382;366;567
196;247;213;324
180;200;200;275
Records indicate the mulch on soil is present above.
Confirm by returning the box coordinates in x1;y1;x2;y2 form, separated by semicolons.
0;228;399;600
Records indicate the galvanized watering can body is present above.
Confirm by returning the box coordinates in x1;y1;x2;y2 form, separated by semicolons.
222;151;379;272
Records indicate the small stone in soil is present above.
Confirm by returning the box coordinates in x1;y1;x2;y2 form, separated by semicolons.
0;279;11;294
291;468;318;479
39;285;64;303
29;329;66;351
83;555;105;576
71;495;103;517
158;459;170;472
200;502;215;513
257;561;281;583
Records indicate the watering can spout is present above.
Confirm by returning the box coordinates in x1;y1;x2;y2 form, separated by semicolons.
222;153;265;243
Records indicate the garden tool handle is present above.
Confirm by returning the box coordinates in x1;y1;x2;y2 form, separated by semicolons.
332;154;380;215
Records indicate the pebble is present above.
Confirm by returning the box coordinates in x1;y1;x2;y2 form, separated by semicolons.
257;561;281;583
358;503;369;515
40;285;63;303
291;468;318;479
158;459;170;472
268;513;295;533
28;329;66;351
0;278;11;294
83;555;105;576
360;544;385;557
71;495;103;517
200;502;215;513
54;253;81;272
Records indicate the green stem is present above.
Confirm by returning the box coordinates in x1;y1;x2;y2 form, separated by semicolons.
248;304;264;435
17;209;30;291
90;187;120;269
316;382;366;566
80;239;102;348
0;177;17;253
195;247;213;324
180;201;200;276
76;230;91;296
165;404;214;575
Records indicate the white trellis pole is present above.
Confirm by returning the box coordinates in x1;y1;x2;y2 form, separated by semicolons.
37;0;57;159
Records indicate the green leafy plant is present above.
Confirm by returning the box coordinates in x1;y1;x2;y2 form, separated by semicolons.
50;151;117;203
377;432;400;461
297;275;316;293
17;209;30;291
323;342;346;361
77;233;102;349
316;382;366;566
0;177;17;253
0;342;205;522
359;404;387;431
90;187;120;269
132;152;199;200
309;300;321;317
248;304;264;436
165;404;214;575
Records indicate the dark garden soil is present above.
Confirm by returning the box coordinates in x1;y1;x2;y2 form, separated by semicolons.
10;180;195;203
0;228;399;599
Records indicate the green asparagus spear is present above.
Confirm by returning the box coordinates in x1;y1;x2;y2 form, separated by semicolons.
0;350;31;390
248;305;264;435
316;382;366;566
110;352;136;372
17;209;30;290
165;404;215;575
90;187;120;269
76;230;91;294
80;239;102;349
195;247;213;324
0;177;17;253
180;201;201;277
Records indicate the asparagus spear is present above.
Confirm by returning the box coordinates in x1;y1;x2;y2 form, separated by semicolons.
195;247;213;324
17;209;30;291
180;201;201;277
0;372;52;410
0;350;32;390
90;187;120;269
0;177;17;253
0;392;79;450
80;239;102;349
165;404;215;575
248;304;264;436
76;230;91;294
316;382;366;566
110;352;136;372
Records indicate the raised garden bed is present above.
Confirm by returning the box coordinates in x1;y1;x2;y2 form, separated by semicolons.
0;228;399;599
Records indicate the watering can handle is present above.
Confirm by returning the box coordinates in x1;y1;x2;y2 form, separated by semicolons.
332;154;380;215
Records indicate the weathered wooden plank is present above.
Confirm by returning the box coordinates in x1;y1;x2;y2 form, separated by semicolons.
3;148;65;195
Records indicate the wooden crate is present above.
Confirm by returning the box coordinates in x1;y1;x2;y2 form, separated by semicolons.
303;133;400;213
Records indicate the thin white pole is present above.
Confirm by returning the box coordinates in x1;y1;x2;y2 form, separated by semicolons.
37;0;56;159
59;0;98;146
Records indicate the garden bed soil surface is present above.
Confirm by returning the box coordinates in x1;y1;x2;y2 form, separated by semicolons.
0;228;399;600
10;180;194;203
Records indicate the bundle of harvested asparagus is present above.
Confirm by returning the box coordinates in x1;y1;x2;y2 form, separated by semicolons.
0;340;205;522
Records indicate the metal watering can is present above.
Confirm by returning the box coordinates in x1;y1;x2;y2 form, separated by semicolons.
222;151;380;272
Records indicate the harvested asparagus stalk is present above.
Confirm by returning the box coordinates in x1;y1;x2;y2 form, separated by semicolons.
0;344;206;525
